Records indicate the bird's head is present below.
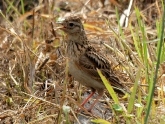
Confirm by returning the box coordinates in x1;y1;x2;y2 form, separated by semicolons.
58;16;84;35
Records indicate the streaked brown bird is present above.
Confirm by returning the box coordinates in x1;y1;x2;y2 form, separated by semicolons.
59;16;127;111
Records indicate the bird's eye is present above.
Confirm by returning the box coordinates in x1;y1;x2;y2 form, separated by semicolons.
69;22;74;27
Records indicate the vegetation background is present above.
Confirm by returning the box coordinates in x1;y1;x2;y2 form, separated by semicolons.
0;0;164;124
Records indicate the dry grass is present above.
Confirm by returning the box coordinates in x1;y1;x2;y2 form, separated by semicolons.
0;0;164;124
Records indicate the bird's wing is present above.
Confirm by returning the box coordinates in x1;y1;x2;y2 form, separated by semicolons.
78;47;124;90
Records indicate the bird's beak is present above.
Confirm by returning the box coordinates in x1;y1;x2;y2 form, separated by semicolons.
56;26;64;31
56;23;65;31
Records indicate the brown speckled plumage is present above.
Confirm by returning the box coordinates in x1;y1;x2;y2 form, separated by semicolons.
60;16;126;111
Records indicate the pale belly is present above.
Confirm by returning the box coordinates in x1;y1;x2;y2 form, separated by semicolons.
68;60;105;90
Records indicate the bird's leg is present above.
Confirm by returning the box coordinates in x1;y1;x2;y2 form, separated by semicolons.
81;89;96;107
88;89;104;112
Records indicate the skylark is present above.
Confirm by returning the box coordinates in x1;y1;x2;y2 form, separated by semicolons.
59;16;127;111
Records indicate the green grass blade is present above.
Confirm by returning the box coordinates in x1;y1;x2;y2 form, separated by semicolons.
97;69;119;104
144;2;165;124
129;24;142;61
20;0;25;14
91;119;111;124
135;7;150;84
127;68;141;114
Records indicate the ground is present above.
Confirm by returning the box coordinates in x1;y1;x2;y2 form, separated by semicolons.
0;0;164;124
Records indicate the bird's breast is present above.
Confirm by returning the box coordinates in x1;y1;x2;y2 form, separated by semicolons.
68;59;105;90
67;41;86;57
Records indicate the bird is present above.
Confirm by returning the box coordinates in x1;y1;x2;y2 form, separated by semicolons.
58;16;127;111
